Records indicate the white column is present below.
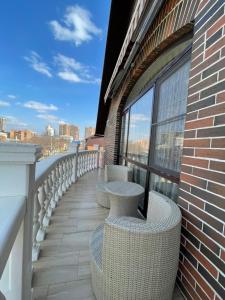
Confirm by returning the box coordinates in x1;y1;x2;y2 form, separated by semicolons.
0;143;42;300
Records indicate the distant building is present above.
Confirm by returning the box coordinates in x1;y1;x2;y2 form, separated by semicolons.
85;127;95;139
46;124;54;137
0;132;7;142
69;125;79;140
59;123;70;136
0;117;6;132
10;130;34;141
59;123;79;140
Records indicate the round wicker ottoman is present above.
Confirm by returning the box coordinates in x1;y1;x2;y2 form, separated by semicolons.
105;181;144;217
96;182;110;208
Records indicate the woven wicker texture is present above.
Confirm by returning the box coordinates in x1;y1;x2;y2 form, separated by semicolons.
96;165;133;208
90;191;181;300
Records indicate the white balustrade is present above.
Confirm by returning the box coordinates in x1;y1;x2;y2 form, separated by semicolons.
0;142;101;300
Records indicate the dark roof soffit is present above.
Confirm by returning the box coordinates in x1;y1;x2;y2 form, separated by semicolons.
95;0;136;135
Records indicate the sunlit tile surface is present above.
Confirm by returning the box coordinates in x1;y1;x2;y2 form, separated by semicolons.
32;169;184;300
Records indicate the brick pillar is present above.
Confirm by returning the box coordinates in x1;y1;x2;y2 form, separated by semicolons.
178;1;225;299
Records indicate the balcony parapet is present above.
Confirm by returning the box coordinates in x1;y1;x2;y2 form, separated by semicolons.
32;146;100;261
0;142;100;300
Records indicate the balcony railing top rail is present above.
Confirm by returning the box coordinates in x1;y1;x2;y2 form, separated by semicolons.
0;142;100;300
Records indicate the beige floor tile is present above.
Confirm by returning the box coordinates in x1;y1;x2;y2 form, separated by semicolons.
33;266;77;286
32;170;183;300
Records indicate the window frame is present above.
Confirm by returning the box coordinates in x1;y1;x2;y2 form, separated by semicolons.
119;46;192;217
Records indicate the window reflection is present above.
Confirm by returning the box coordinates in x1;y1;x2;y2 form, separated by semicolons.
127;88;153;164
150;173;178;201
153;61;191;173
128;162;147;209
120;112;129;156
153;117;185;172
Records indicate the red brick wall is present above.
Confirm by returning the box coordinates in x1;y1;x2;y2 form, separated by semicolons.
178;1;225;299
104;0;225;297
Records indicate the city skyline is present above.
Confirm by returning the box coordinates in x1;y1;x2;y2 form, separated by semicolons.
0;1;110;137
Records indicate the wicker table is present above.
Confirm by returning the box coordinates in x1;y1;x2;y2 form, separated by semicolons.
105;181;145;217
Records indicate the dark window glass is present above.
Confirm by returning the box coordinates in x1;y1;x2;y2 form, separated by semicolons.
153;117;185;172
152;60;191;173
119;51;191;213
127;162;147;209
150;173;178;201
127;88;154;164
157;61;190;122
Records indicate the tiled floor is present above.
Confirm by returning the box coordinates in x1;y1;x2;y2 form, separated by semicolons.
32;169;184;300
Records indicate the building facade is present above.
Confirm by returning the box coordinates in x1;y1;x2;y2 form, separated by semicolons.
59;123;79;140
59;123;70;136
0;117;6;132
96;1;225;299
45;124;55;136
70;125;79;140
10;130;34;141
85;127;96;139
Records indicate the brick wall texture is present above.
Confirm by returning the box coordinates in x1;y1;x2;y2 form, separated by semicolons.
103;0;225;299
178;1;225;299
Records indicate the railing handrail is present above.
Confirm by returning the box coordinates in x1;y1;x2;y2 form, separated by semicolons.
0;196;26;275
35;150;98;188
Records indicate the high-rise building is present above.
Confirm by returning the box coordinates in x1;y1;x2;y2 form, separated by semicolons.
85;127;95;139
59;123;79;140
70;125;79;140
10;130;34;141
0;117;6;132
59;123;70;136
46;124;55;137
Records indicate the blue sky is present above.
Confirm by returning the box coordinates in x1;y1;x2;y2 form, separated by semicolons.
0;0;110;138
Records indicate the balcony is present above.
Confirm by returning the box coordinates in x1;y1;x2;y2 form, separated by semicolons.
0;143;184;300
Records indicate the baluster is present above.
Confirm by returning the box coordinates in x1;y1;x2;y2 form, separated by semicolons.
54;165;60;203
80;154;83;176
78;153;81;177
37;184;46;241
59;162;64;197
62;160;66;193
87;152;90;172
83;153;87;174
92;152;94;170
43;179;51;226
96;151;98;169
32;190;41;261
89;152;91;171
71;154;76;183
50;170;57;209
69;157;73;186
96;147;100;169
65;159;70;189
84;153;87;173
91;152;94;170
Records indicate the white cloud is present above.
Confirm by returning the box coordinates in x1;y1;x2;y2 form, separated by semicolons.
37;114;64;124
8;94;16;99
49;5;102;46
0;100;10;107
130;114;150;122
58;71;82;83
23;100;58;113
4;116;27;127
54;53;100;84
24;51;52;78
